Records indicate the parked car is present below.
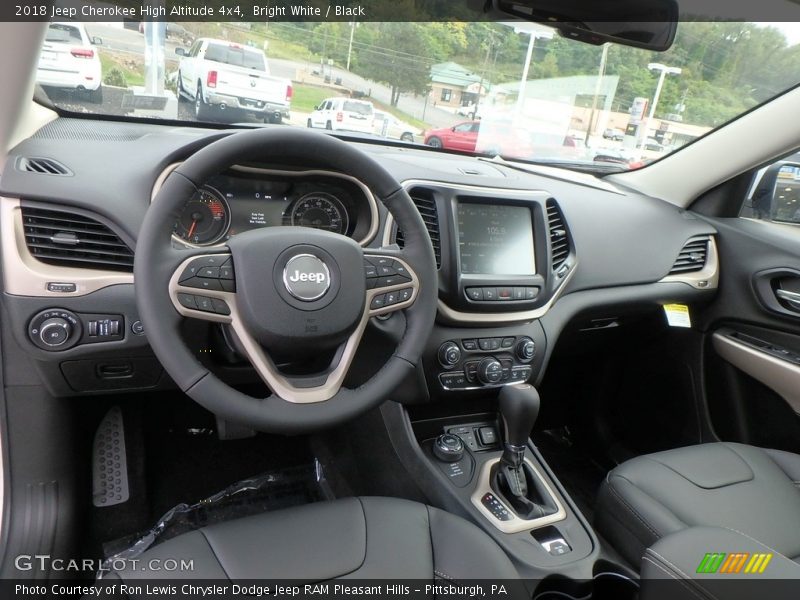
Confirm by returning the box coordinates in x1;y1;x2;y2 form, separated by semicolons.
603;128;625;141
456;103;479;119
175;38;292;123
307;97;375;134
424;121;480;152
36;22;103;103
373;110;419;142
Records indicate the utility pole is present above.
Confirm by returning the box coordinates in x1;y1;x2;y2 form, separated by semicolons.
473;34;495;119
585;43;609;147
639;63;682;152
346;21;356;71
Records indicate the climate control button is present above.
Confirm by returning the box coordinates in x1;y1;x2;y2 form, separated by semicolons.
516;337;536;362
477;357;503;385
438;341;461;367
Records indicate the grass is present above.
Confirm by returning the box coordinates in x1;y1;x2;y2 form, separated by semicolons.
370;100;429;131
292;84;331;113
99;51;145;87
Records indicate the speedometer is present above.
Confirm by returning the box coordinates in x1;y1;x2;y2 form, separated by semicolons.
290;192;349;235
173;186;230;246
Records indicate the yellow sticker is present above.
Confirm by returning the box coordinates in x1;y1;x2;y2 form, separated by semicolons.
663;304;691;328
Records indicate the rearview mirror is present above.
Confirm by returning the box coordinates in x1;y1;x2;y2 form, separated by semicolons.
750;161;800;224
175;48;186;56
493;0;678;51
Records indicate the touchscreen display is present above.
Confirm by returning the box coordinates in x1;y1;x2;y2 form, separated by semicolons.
457;203;535;275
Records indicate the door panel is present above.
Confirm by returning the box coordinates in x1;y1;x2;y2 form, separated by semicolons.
700;215;800;452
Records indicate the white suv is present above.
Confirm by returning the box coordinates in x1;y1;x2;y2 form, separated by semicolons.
36;22;103;103
308;98;375;134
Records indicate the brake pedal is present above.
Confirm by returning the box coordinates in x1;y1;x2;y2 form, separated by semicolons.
92;406;130;507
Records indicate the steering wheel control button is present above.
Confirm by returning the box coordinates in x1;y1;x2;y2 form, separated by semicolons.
197;266;220;278
283;254;331;301
196;296;214;312
219;265;234;280
370;294;386;310
211;299;231;315
432;433;465;462
177;293;198;310
397;288;412;302
364;263;378;278
182;277;223;292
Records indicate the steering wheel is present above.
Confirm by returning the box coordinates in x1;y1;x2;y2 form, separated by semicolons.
135;128;437;433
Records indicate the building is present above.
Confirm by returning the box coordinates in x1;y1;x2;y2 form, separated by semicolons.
430;62;489;111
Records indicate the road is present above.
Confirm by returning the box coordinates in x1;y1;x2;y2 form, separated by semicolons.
79;24;460;130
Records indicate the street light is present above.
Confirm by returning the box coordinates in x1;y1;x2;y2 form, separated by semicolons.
639;62;681;151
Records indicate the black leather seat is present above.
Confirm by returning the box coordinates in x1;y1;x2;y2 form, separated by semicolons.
595;442;800;568
102;496;524;589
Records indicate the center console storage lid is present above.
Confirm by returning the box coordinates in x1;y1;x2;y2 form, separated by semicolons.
640;526;800;600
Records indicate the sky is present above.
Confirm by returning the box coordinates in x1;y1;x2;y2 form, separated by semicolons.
759;22;800;45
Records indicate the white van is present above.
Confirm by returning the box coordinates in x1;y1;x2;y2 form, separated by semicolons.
307;98;375;134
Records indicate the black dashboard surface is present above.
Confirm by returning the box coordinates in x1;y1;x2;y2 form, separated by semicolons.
0;117;716;294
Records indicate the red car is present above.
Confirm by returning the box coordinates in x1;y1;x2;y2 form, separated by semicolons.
424;121;480;152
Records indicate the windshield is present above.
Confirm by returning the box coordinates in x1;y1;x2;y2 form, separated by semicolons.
35;18;800;171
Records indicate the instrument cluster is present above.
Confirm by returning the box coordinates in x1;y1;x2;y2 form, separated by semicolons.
172;169;375;247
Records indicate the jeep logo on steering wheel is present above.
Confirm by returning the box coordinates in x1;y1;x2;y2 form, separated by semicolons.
282;254;331;301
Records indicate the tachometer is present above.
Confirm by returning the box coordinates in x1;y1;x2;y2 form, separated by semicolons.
174;186;230;246
290;192;349;235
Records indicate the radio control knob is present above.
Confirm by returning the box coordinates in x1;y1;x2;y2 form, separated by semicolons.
516;337;536;362
477;357;503;385
38;317;72;347
438;342;461;367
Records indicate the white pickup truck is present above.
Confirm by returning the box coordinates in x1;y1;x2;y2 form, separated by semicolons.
176;38;292;123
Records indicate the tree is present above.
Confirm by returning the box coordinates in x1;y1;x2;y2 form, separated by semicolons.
352;23;445;105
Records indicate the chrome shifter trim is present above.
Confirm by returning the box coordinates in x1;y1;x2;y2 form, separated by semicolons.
471;457;567;533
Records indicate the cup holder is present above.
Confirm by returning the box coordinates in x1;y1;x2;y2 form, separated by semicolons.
531;560;638;600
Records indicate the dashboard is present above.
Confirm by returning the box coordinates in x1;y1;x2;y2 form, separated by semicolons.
0;118;719;400
161;167;378;247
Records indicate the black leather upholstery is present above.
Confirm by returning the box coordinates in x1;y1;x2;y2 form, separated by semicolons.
595;443;800;568
102;497;524;593
640;526;800;600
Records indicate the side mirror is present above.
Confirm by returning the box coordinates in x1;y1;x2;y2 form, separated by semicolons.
91;37;102;46
175;48;186;56
751;161;800;223
313;105;320;111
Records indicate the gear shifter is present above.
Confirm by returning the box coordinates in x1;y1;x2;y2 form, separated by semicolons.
493;384;558;520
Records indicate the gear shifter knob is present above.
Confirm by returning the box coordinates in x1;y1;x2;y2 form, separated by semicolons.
498;384;540;468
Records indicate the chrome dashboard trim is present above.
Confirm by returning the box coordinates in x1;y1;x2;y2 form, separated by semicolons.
658;235;719;290
151;163;380;249
388;179;577;325
1;197;134;297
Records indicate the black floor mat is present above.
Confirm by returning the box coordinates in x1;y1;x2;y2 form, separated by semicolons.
88;396;333;558
103;462;332;559
534;428;612;522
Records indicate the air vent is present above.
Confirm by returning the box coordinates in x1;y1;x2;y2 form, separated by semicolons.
16;157;72;176
669;236;709;274
395;188;441;268
21;207;134;271
546;199;571;270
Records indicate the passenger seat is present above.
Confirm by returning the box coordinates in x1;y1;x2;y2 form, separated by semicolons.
594;442;800;568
